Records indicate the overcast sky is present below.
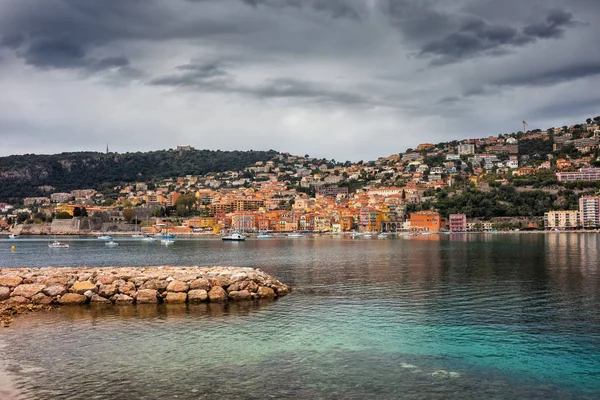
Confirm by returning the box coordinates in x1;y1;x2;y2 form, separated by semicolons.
1;0;599;161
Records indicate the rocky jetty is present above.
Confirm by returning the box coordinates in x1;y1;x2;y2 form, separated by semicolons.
0;266;290;325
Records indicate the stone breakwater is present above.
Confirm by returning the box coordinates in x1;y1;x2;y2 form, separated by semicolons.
0;266;290;324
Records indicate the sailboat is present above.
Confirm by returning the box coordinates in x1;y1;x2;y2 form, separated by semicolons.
161;222;175;244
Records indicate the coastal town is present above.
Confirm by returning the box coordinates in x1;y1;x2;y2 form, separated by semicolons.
2;117;600;235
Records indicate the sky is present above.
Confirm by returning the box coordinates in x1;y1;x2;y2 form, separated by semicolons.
1;0;599;161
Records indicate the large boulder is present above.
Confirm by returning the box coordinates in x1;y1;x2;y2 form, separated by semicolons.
98;284;117;297
136;289;158;304
12;284;46;299
90;294;111;303
71;281;97;295
118;281;137;296
59;293;88;305
166;281;189;293
96;275;117;285
257;286;276;298
165;292;187;303
0;287;10;301
189;278;210;291
31;293;53;305
188;289;208;303
208;286;228;302
0;276;23;288
6;295;30;304
43;285;67;297
114;294;134;304
228;290;252;301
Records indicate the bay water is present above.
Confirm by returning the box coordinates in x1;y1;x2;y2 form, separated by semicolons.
1;233;599;399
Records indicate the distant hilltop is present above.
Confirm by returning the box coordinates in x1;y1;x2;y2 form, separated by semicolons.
0;149;279;203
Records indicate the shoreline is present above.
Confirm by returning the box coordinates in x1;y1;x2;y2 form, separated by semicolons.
0;266;290;326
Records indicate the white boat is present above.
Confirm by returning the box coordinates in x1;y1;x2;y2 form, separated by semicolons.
222;233;246;241
132;234;144;238
48;240;69;248
98;235;113;240
142;235;156;242
105;241;119;247
377;233;388;239
161;238;175;245
8;234;17;239
256;234;273;239
287;233;303;238
351;232;364;238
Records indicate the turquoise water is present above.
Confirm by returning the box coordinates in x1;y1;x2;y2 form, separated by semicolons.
1;233;600;399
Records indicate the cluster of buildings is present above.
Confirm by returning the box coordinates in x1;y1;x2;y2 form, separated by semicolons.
544;197;600;230
3;119;600;233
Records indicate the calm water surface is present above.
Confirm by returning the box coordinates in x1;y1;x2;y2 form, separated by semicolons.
1;233;600;399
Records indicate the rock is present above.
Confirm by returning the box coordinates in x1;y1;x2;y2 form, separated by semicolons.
165;292;187;303
208;286;228;302
83;290;94;299
214;275;230;287
136;289;158;304
71;281;97;295
189;278;210;291
228;290;252;301
0;287;10;301
114;294;134;304
0;276;23;288
96;275;117;285
140;280;158;290
257;286;276;298
43;285;67;297
228;280;259;293
31;293;53;305
12;284;46;299
129;276;149;287
59;293;88;305
166;281;189;293
98;284;117;297
274;285;290;296
187;289;208;303
230;273;248;283
90;294;111;303
6;296;30;304
118;281;137;296
45;276;70;286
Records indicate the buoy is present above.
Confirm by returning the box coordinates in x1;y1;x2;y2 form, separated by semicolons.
11;245;15;251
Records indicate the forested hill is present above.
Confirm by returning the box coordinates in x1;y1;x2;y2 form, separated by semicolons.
0;149;279;202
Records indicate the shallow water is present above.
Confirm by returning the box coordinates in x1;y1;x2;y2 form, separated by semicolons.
1;233;600;399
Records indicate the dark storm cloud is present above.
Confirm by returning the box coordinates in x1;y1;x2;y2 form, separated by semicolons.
150;61;372;106
494;62;600;88
240;0;362;21
380;0;584;65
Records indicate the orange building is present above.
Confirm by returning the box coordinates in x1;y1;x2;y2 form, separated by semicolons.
410;211;444;233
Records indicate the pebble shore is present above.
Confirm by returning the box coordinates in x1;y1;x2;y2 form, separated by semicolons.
0;266;290;326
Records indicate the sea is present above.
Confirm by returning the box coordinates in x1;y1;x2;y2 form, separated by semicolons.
0;233;599;399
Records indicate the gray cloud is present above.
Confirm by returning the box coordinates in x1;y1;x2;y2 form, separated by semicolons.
150;60;373;106
494;61;600;88
240;0;362;21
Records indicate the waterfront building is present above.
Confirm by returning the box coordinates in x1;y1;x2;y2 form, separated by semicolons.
449;214;467;232
544;210;581;229
579;196;600;228
409;211;443;233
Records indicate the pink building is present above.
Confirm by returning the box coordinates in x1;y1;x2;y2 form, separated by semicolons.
449;214;467;232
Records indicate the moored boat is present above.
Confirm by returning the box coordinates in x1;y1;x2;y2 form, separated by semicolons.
222;233;246;241
287;233;303;238
105;241;119;247
98;235;113;240
48;240;69;248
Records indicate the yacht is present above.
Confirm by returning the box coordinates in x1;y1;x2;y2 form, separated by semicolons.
8;233;17;239
142;235;156;242
351;232;365;238
377;233;389;239
287;233;304;238
222;233;246;241
98;235;113;240
105;240;119;247
132;234;145;238
48;240;69;248
256;233;273;239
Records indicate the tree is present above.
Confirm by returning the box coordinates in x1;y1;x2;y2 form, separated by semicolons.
122;207;136;222
587;118;593;125
175;194;197;216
